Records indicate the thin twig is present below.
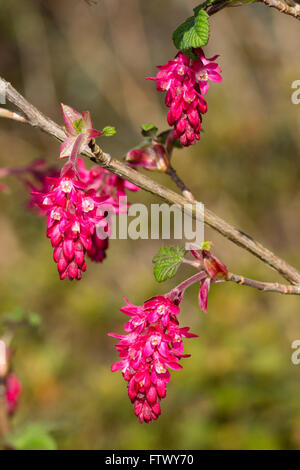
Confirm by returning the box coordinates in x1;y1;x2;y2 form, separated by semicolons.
228;272;300;294
182;259;300;294
166;166;195;202
260;0;300;20
206;0;300;20
0;108;27;123
1;76;300;288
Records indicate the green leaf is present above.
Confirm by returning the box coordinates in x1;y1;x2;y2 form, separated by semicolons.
7;424;58;450
194;10;210;46
74;118;83;134
152;246;185;283
141;123;158;138
28;312;42;328
172;9;209;52
102;126;117;137
173;16;194;50
200;240;212;251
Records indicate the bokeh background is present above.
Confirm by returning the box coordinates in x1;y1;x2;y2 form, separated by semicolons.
0;0;300;450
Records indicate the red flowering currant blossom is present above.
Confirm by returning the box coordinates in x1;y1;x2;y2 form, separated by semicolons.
32;169;115;280
2;102;139;273
191;49;222;95
109;296;197;423
148;48;222;147
5;373;22;415
29;157;139;276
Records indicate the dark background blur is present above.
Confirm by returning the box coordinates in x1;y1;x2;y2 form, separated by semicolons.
1;0;300;450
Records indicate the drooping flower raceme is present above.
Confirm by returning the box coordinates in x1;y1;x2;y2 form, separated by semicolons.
148;48;222;146
29;103;139;279
109;296;197;423
2;102;139;278
32;169;115;280
31;158;139;279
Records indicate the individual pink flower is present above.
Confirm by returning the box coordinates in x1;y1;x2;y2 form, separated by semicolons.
191;48;222;95
148;48;222;147
109;295;197;423
6;373;22;415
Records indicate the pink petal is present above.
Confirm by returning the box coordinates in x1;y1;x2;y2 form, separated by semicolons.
208;71;222;83
59;136;76;159
199;277;210;313
61;104;82;135
111;360;126;372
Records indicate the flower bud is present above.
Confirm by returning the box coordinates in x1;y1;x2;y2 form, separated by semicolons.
126;143;169;172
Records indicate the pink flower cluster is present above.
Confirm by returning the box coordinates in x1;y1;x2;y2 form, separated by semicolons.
28;103;140;279
6;373;22;415
109;296;197;423
32;158;139;280
149;48;222;146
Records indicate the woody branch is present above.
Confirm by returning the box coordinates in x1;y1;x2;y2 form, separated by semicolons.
1;76;300;293
259;0;300;20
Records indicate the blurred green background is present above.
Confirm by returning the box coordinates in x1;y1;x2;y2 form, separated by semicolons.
1;0;300;450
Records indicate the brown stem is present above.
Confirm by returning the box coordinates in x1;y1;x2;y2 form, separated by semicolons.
0;108;27;123
206;0;300;20
1;76;300;287
182;259;300;294
228;273;300;294
260;0;300;20
166;166;195;202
